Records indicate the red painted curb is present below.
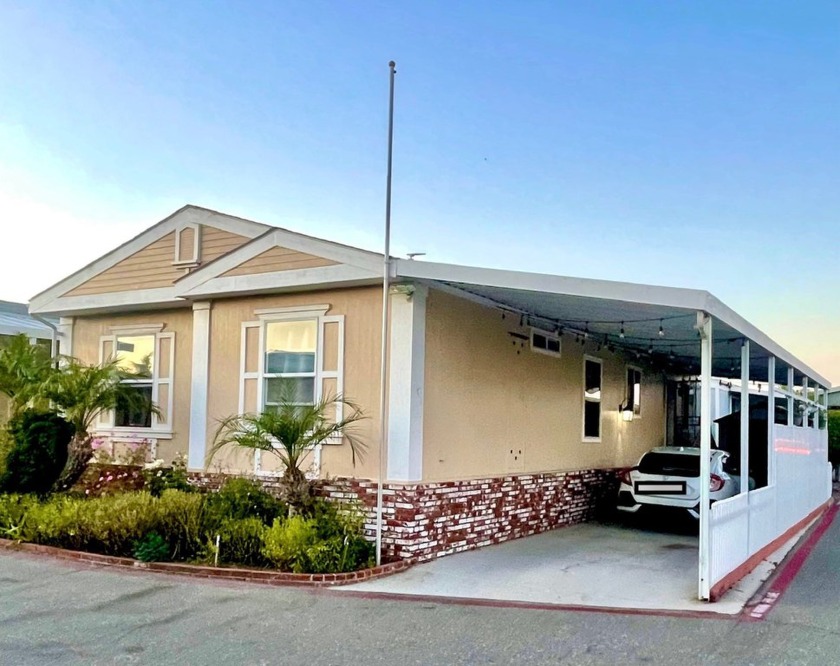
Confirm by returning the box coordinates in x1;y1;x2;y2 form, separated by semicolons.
0;538;416;587
743;500;839;621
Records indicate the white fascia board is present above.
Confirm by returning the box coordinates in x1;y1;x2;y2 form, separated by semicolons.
29;287;185;316
180;264;380;298
396;259;830;388
29;205;272;313
178;228;383;295
269;228;382;272
701;293;830;388
395;259;711;310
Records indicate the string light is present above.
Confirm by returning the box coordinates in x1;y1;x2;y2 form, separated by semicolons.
658;320;665;338
620;322;625;339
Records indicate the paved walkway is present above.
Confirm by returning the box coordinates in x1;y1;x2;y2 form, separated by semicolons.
339;521;805;614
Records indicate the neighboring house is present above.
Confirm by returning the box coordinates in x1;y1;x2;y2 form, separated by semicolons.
828;387;840;409
29;205;831;600
0;301;57;421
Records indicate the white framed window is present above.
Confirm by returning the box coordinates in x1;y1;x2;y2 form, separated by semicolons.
244;307;345;477
97;327;174;434
626;366;642;418
583;356;602;441
530;328;561;357
262;319;318;412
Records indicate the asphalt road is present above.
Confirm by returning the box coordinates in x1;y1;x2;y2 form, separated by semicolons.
1;514;838;666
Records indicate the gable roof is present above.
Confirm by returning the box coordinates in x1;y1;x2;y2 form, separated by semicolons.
29;205;383;315
29;206;272;313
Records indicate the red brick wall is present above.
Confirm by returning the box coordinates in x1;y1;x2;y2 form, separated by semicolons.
185;468;619;563
319;469;619;562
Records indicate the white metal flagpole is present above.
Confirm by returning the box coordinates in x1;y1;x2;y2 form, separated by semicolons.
375;60;397;567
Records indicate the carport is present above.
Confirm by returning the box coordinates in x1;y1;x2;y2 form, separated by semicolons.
393;260;833;602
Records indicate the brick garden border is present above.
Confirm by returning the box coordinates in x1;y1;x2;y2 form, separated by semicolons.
0;538;416;587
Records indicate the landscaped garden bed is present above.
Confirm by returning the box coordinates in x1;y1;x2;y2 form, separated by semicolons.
0;478;380;578
0;333;395;583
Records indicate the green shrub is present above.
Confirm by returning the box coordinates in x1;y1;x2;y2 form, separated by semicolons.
212;517;268;567
205;477;286;526
0;410;74;496
262;515;318;573
828;411;840;467
0;493;39;540
154;490;209;560
133;532;170;562
22;492;160;555
262;502;373;573
143;455;192;497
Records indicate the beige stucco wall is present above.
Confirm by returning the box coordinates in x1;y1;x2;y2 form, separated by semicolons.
204;286;382;480
421;289;666;482
70;309;194;462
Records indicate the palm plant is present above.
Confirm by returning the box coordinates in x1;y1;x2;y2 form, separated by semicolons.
45;357;159;491
0;334;55;417
209;389;367;513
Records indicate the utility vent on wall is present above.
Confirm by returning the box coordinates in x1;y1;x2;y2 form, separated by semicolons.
174;224;201;267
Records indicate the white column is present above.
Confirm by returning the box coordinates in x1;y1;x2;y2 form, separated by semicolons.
386;284;427;481
740;341;750;494
768;357;776;486
188;301;212;471
698;312;713;600
58;316;74;358
787;367;795;427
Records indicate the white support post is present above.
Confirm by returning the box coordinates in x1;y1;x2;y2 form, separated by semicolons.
386;284;426;481
58;316;74;358
787;367;794;427
698;312;713;601
768;357;776;486
740;341;750;495
188;301;212;470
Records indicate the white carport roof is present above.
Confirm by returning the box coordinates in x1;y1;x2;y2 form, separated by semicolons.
0;301;56;340
394;259;830;389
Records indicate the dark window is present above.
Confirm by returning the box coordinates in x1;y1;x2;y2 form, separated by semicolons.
115;384;153;428
638;452;700;477
584;401;600;439
531;329;561;356
583;359;602;439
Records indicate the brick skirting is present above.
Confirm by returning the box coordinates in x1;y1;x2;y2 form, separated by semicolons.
319;469;620;562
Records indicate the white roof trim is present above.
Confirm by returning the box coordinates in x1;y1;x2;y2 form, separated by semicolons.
176;228;382;295
29;206;271;312
180;264;380;299
395;259;830;387
30;287;184;316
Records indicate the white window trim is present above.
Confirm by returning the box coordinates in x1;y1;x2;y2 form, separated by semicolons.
173;223;201;265
251;308;344;477
109;324;165;334
582;355;603;442
530;327;562;358
98;329;175;437
626;364;643;419
255;304;331;319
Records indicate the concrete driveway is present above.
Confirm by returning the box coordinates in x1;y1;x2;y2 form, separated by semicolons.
340;521;802;614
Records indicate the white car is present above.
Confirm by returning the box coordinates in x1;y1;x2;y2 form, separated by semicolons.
617;446;744;520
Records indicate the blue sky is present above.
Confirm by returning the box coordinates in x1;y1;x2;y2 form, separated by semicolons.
1;1;838;383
